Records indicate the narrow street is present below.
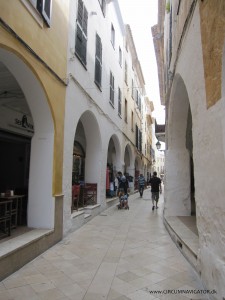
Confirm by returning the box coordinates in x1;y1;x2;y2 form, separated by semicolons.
0;189;206;300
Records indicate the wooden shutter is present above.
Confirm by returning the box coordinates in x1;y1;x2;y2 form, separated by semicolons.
102;0;106;16
37;0;52;27
136;90;139;106
77;0;83;25
95;34;102;87
139;130;142;152
83;6;88;36
118;88;121;115
75;0;88;65
136;125;138;148
138;95;141;112
110;72;114;104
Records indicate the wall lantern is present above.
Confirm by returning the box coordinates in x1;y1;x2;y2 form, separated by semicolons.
156;140;161;150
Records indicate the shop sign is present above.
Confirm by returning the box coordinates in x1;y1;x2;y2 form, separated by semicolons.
13;115;34;133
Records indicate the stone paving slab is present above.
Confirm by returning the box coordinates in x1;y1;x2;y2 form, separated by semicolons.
0;188;208;300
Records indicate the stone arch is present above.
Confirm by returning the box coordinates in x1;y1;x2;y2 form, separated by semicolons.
165;73;193;216
108;134;121;171
79;110;102;183
124;142;133;173
0;48;54;228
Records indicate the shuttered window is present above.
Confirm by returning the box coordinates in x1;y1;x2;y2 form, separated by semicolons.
111;24;115;48
131;79;134;99
119;47;122;66
75;0;88;65
98;0;106;16
136;125;139;148
29;0;52;27
95;34;102;88
138;95;142;112
135;125;142;151
136;90;139;106
125;61;128;84
131;111;134;131
110;72;114;105
125;99;128;123
118;88;122;116
139;131;142;152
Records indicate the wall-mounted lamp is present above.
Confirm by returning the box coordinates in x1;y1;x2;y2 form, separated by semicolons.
156;140;161;150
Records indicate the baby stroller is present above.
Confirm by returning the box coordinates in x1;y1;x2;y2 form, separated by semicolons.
117;192;129;210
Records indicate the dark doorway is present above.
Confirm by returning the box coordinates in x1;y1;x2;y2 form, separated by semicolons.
0;130;30;225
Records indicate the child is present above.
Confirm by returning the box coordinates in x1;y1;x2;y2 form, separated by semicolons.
118;191;129;209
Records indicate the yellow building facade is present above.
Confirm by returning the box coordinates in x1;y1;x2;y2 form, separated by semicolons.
0;0;69;279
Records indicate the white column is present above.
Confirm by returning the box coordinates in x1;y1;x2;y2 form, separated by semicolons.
164;148;191;216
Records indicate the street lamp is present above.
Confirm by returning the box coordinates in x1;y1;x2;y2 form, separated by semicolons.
156;140;161;150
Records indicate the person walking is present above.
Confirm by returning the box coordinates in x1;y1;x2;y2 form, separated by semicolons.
117;172;129;195
149;171;162;210
138;173;145;197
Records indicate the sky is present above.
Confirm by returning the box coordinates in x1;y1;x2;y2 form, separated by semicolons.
118;0;165;124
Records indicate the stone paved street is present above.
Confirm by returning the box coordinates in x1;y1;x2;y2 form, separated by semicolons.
0;188;208;300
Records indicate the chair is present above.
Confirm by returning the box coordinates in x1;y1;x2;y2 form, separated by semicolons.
71;185;80;211
11;197;19;229
0;200;12;238
83;183;97;206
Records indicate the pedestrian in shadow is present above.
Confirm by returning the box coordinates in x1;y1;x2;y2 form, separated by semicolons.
138;173;145;197
149;171;162;210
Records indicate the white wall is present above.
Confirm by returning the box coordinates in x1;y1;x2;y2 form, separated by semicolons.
165;4;225;297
